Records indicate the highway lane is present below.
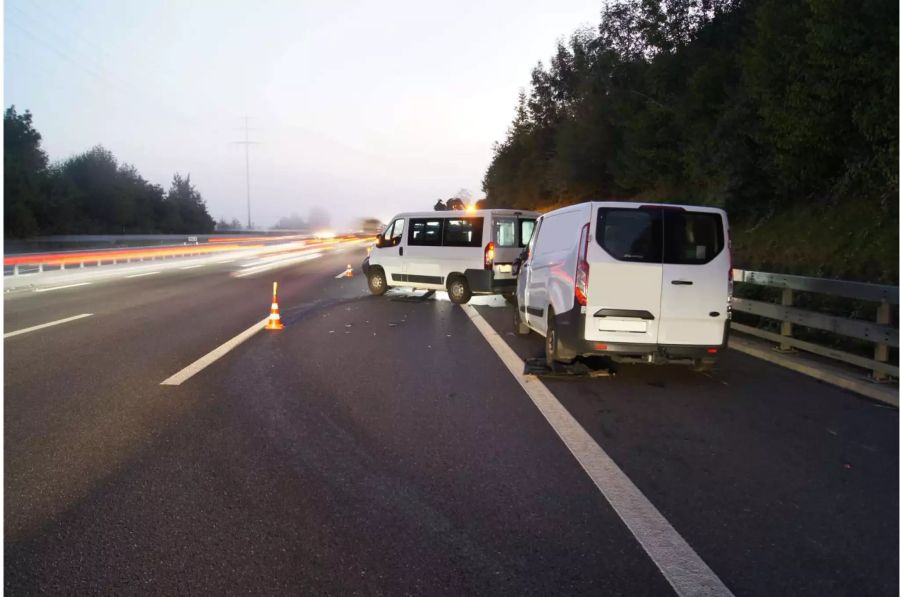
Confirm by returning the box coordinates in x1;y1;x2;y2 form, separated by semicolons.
473;304;899;596
4;253;897;595
4;245;364;544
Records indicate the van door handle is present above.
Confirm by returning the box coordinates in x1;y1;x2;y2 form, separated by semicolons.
671;280;693;285
399;247;404;257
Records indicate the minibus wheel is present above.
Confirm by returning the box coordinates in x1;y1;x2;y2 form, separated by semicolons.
367;268;388;296
447;276;472;304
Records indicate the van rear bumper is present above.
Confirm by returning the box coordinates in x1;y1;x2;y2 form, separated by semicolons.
465;269;517;294
554;307;729;363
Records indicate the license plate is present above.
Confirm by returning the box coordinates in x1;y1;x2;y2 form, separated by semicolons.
595;319;648;333
495;264;513;273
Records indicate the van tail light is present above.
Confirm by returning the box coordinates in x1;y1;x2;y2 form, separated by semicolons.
484;242;495;270
574;223;590;306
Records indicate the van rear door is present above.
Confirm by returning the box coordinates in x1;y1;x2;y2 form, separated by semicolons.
585;206;663;345
658;208;729;345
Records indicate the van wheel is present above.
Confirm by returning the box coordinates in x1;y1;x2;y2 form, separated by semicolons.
447;276;472;304
545;310;574;366
513;305;530;335
367;268;388;296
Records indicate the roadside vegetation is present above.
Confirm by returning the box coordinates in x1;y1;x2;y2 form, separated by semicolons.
4;106;215;238
482;0;897;283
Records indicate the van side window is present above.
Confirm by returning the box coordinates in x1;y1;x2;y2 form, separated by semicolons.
408;218;443;246
596;208;662;263
443;217;484;247
493;219;516;247
519;219;536;247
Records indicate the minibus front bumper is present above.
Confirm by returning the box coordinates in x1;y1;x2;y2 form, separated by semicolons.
465;269;517;295
554;307;729;363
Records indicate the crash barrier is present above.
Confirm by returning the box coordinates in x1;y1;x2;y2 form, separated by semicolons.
732;269;898;382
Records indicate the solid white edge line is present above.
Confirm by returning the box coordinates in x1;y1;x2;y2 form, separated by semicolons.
34;282;92;293
125;271;161;278
460;304;734;597
160;318;269;386
179;264;204;270
4;313;94;338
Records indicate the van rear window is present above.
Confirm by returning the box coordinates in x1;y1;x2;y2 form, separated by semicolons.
663;211;724;264
493;219;516;247
596;207;724;265
596;209;662;263
519;219;536;247
443;217;484;247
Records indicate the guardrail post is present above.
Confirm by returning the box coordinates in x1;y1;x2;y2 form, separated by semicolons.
776;288;796;352
873;300;892;382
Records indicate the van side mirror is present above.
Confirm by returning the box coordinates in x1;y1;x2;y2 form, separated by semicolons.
374;235;384;248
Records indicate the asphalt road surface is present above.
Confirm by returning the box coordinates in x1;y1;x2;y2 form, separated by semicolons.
4;245;897;595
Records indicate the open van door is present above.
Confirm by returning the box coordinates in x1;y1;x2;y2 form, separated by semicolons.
658;208;729;345
584;206;663;346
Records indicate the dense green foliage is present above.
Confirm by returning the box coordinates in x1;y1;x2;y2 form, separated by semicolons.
4;106;215;237
483;0;897;280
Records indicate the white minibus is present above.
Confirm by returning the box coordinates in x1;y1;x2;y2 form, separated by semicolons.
363;209;539;304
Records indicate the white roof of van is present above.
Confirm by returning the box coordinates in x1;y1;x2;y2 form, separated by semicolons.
390;208;540;219
542;201;726;216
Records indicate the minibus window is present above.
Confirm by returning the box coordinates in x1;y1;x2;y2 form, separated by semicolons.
408;218;443;246
663;211;723;265
596;208;662;263
493;219;516;247
443;217;484;247
519;219;536;247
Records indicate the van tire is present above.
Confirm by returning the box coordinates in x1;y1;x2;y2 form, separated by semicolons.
545;310;574;365
513;305;530;335
447;276;472;304
367;267;388;296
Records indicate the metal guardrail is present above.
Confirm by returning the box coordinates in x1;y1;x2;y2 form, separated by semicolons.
732;269;898;381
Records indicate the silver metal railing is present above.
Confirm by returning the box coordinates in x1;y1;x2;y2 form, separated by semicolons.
731;269;898;381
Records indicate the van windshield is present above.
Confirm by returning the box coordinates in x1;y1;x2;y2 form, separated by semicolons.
596;207;723;264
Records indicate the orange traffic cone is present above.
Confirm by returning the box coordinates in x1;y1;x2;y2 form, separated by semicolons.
265;281;284;330
345;264;353;278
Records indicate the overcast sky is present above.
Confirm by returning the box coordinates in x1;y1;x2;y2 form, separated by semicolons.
5;0;602;228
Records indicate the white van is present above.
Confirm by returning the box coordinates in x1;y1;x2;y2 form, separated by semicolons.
515;201;731;369
362;209;539;304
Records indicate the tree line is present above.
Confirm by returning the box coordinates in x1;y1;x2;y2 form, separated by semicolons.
5;106;215;238
482;0;898;225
